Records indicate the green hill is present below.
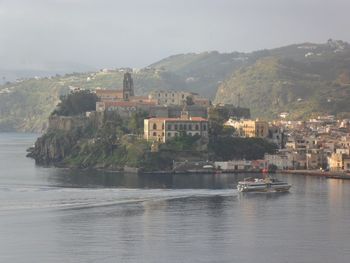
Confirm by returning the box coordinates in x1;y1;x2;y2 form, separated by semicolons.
0;52;248;132
214;40;350;119
1;39;350;132
149;51;248;98
0;70;186;132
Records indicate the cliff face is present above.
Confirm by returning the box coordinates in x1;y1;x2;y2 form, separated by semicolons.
27;112;104;165
27;131;77;165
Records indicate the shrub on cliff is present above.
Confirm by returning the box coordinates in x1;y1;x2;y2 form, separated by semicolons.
209;137;277;161
51;90;98;116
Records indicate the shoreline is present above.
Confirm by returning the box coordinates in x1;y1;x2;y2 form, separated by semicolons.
279;169;350;179
31;159;350;179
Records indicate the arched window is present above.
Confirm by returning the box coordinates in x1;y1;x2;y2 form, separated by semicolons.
188;132;192;136
188;124;192;130
153;123;157;130
195;124;199;130
153;132;156;136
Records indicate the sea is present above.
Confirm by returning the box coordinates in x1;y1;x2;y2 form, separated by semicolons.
1;133;350;263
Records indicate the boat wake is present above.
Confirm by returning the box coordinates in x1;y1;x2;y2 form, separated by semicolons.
0;186;237;212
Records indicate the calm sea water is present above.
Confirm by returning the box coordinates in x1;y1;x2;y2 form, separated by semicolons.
1;133;350;263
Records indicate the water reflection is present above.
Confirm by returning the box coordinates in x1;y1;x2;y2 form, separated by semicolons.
3;133;350;262
46;168;263;189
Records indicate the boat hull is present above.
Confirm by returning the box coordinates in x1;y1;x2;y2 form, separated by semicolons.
237;180;291;193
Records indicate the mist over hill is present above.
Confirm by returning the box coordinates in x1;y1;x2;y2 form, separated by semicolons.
1;39;350;132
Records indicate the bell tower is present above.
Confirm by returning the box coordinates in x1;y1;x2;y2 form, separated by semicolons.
123;72;134;101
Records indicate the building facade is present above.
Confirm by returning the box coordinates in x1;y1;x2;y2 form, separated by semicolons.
148;90;210;107
328;153;350;171
144;113;209;143
225;119;269;138
95;72;135;102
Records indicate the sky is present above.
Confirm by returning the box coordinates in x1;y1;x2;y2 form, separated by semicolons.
0;0;349;72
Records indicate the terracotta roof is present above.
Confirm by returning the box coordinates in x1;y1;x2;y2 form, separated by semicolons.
96;89;123;94
147;117;208;122
104;101;156;107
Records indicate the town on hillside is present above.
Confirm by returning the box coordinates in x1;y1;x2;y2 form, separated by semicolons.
45;72;350;174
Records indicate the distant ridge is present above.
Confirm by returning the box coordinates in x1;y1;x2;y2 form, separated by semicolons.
1;39;350;132
214;39;350;119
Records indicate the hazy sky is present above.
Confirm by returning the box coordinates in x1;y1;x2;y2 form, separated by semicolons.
0;0;349;70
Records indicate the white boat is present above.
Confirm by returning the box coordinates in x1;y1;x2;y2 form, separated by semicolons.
237;177;291;192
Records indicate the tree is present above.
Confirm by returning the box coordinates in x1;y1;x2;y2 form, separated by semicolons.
127;111;148;134
51;90;98;116
208;107;229;137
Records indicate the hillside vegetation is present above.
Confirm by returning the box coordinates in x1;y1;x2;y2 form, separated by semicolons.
2;39;350;131
0;70;185;132
215;40;350;119
0;51;248;132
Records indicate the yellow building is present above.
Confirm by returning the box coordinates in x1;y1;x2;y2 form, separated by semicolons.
328;153;350;171
225;119;269;138
144;115;209;143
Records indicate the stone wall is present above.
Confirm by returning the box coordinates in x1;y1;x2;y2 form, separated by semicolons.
48;112;104;132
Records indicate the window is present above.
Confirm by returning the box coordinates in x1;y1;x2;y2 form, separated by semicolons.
182;94;185;99
179;124;183;130
172;93;174;97
196;132;199;136
195;124;199;130
188;124;192;130
168;132;171;137
183;124;187;130
168;124;172;130
153;123;157;130
153;132;156;136
165;93;167;97
158;93;160;97
188;132;192;136
174;124;178;130
162;123;164;130
203;124;207;131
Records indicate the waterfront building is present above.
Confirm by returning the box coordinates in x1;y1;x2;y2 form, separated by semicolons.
328;153;350;171
265;153;292;170
214;160;252;171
